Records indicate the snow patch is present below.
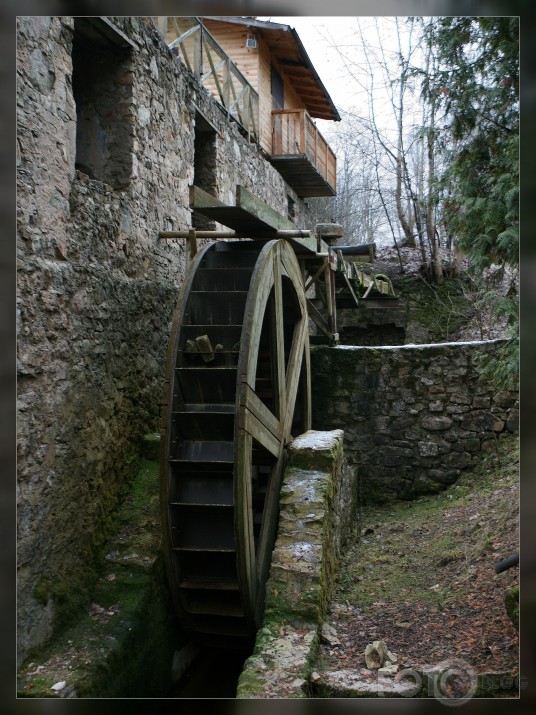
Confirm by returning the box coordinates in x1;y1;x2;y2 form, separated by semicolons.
290;429;343;451
335;338;506;351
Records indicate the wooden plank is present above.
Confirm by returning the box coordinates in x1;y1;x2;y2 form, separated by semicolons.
273;245;287;423
341;272;360;308
189;185;229;210
268;156;336;197
283;316;308;436
190;185;277;232
236;185;295;231
188;186;317;254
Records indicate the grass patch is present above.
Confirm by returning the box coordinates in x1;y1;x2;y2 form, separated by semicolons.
334;433;519;610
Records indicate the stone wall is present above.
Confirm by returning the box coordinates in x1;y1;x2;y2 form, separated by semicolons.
16;15;312;664
311;341;519;503
237;430;357;699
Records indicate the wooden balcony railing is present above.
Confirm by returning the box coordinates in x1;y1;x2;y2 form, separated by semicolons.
168;17;259;141
272;109;337;193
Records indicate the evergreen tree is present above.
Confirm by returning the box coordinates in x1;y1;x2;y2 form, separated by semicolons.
427;17;519;387
429;17;519;269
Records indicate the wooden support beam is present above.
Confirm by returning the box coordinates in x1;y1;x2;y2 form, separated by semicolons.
304;257;328;293
187;228;197;259
324;262;337;336
236;185;295;231
306;298;334;342
189;185;228;210
160;229;312;239
341;272;360;308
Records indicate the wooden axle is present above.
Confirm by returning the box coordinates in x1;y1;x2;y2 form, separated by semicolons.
159;229;312;239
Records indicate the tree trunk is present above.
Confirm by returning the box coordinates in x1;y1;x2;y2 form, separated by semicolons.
425;43;444;285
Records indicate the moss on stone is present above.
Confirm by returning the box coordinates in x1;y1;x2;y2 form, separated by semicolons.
504;584;519;632
395;275;470;342
33;577;51;606
141;432;161;461
18;453;183;698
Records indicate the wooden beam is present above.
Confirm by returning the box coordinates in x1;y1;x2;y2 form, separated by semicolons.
189;185;228;210
236;185;295;231
306;298;333;341
160;229;311;239
240;382;281;440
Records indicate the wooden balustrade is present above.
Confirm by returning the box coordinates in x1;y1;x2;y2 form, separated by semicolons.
168;18;259;141
272;109;336;194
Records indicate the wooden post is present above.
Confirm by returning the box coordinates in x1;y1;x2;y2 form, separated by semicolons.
198;24;204;77
188;228;197;259
157;17;167;39
324;263;334;335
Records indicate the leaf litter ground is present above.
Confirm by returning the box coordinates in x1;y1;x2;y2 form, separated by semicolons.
318;433;519;688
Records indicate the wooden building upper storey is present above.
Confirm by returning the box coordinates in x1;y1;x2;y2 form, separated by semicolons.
164;16;340;197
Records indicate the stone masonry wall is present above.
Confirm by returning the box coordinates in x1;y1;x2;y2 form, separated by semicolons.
237;430;357;699
311;341;519;504
16;16;312;664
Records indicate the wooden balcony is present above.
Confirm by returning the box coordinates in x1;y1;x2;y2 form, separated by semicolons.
271;109;337;197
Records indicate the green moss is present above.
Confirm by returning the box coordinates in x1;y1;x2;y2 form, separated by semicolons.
18;455;181;698
395;275;471;341
236;668;267;698
141;432;161;460
330;433;518;613
33;577;51;606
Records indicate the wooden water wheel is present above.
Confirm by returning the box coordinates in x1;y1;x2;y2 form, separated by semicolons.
160;239;311;649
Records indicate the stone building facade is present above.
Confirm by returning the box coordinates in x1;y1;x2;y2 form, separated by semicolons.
311;341;519;504
16;16;314;664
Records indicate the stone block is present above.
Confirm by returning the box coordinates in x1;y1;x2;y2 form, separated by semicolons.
418;441;439;457
421;415;453;431
428;400;444;412
460;411;496;432
493;391;517;408
472;395;491;409
506;411;519;432
428;469;460;484
442;451;472;469
449;392;471;405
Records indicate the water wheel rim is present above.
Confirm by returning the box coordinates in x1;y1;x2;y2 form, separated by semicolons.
234;239;311;626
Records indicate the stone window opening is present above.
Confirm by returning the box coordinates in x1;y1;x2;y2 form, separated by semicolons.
192;109;217;230
71;18;134;189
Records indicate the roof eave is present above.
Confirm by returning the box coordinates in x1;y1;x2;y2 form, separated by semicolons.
201;16;340;122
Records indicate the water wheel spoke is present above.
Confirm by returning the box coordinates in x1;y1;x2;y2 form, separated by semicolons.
242;408;281;458
272;244;287;422
239;382;282;457
283;316;308;437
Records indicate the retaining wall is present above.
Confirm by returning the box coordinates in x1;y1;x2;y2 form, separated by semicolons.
237;430;357;698
311;341;519;503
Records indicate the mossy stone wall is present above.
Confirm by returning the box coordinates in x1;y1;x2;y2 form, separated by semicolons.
237;430;357;699
311;341;519;503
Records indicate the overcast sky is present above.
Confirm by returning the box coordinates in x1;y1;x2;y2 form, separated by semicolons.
261;16;416;138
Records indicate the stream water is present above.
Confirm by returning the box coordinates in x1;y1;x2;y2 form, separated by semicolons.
169;647;249;698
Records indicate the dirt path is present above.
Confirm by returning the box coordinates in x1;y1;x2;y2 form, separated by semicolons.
316;434;519;690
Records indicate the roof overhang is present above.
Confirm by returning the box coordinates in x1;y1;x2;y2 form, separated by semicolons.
202;16;341;122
